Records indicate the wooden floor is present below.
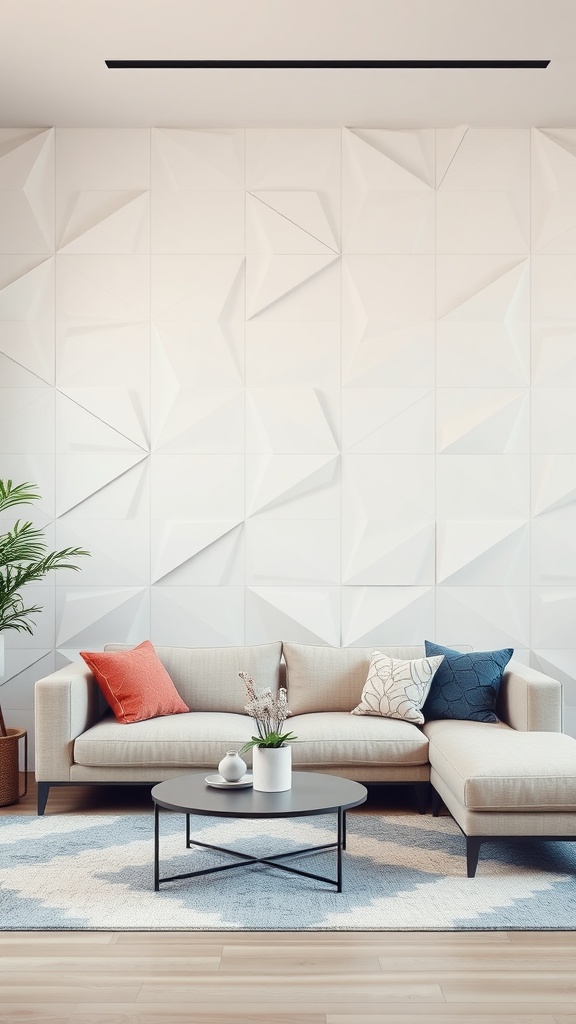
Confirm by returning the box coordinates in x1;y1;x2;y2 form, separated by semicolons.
1;775;575;1024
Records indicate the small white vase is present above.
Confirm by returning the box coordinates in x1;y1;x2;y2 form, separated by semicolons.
218;750;246;783
252;744;292;792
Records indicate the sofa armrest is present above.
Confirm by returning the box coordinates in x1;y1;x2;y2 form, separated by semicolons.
497;659;563;733
35;663;107;781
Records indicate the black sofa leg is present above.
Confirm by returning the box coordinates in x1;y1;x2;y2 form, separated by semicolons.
431;786;442;817
414;782;430;815
37;782;50;816
466;837;482;878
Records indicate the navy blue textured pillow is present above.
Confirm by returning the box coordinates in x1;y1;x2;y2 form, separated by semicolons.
422;641;513;723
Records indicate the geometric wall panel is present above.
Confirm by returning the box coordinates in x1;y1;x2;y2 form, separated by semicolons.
245;519;340;585
246;388;339;454
532;514;576;585
150;521;244;584
436;587;530;650
531;650;576;705
246;586;340;647
436;455;530;520
246;128;340;249
532;455;576;518
246;255;339;319
343;521;436;586
245;454;340;519
56;129;149;253
6;126;576;754
0;128;54;254
342;388;435;453
151;128;244;254
436;256;530;387
532;129;576;254
247;193;338;255
246;321;340;389
436;388;530;454
341;587;436;647
0;256;55;385
151;587;244;647
532;589;576;648
343;128;435;254
436;128;529;254
342;255;435;387
152;129;245;191
532;389;576;454
55;587;150;651
437;521;530;586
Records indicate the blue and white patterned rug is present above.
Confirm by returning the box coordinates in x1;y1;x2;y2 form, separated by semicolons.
1;812;576;930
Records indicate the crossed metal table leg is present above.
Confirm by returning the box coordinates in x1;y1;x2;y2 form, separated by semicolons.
153;805;347;892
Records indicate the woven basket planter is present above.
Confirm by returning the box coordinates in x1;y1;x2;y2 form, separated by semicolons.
0;727;27;806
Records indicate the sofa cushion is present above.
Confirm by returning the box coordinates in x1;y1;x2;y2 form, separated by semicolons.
424;719;576;811
289;712;429;767
351;650;444;724
104;642;282;715
73;712;256;769
80;641;190;724
423;641;513;724
284;643;430;714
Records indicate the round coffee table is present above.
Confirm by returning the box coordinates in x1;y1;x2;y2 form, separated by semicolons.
151;771;367;893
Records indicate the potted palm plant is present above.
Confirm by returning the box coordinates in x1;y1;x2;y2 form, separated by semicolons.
0;480;89;805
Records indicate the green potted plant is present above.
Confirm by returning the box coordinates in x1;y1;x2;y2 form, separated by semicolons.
239;670;297;793
0;480;89;805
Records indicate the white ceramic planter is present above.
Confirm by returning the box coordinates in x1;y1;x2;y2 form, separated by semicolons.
252;744;292;792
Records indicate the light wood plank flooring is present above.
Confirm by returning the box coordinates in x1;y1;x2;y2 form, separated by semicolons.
1;774;574;1024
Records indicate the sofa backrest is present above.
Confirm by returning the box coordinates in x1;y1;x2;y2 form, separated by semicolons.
104;642;282;715
283;643;427;715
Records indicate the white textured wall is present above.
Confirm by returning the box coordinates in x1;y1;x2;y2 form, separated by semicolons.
2;125;576;762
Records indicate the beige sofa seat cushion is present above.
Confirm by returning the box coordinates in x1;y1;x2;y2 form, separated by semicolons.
73;712;255;769
289;712;429;767
104;642;282;715
284;643;430;714
424;719;576;812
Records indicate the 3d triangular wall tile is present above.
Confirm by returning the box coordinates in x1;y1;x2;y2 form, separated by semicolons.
246;254;338;318
532;129;576;253
343;521;436;586
246;586;340;646
0;128;54;253
247;192;338;254
0;257;55;384
343;128;435;254
152;128;245;190
151;587;244;647
246;454;340;518
341;586;435;647
151;520;243;583
437;521;529;585
57;192;149;254
437;257;530;386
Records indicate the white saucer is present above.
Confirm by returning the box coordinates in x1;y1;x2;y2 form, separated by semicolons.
205;773;253;789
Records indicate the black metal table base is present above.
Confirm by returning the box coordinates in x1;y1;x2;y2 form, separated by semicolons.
154;805;346;892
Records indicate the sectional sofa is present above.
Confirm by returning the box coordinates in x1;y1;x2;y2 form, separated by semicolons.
34;640;576;875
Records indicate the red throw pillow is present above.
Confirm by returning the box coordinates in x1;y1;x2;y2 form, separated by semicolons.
80;640;189;724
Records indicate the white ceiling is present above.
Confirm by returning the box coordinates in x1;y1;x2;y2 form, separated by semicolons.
2;0;576;128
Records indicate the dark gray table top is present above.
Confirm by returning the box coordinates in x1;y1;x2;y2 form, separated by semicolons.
151;771;368;818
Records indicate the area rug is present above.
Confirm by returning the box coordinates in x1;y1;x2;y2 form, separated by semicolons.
1;811;576;930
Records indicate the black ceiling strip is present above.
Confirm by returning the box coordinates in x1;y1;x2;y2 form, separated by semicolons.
105;60;550;70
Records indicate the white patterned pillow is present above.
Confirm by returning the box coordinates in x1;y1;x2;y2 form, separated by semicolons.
351;651;444;725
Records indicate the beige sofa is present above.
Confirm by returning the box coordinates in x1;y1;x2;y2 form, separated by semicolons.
35;641;573;873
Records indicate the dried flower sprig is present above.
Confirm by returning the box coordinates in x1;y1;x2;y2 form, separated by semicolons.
238;671;297;751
